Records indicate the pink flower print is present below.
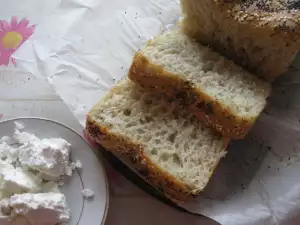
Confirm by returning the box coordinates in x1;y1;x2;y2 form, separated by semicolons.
0;17;36;66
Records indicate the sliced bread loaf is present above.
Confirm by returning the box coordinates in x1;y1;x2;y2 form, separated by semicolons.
128;29;271;139
86;79;229;202
181;0;300;81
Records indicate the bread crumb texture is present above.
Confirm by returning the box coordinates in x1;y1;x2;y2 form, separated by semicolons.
89;79;227;192
141;30;270;119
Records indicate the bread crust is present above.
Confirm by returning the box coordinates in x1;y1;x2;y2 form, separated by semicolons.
181;0;300;81
86;115;196;203
129;52;259;139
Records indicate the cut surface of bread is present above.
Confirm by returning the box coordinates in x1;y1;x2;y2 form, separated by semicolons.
181;0;300;81
129;29;271;139
86;79;228;202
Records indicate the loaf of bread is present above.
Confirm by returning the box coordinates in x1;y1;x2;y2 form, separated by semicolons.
128;29;271;139
181;0;300;81
86;79;229;202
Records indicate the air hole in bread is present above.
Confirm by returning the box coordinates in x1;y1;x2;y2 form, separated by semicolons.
151;148;158;155
190;131;197;139
183;121;189;127
145;116;153;123
144;99;153;105
160;152;170;162
173;153;182;166
168;132;177;143
155;139;161;144
123;108;131;116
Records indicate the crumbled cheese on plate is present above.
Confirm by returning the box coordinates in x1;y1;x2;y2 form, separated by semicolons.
10;193;70;225
81;189;94;199
0;122;94;225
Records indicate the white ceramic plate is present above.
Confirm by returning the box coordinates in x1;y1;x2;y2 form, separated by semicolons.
0;118;109;225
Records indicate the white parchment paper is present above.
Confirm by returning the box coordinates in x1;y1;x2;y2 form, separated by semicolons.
10;0;300;224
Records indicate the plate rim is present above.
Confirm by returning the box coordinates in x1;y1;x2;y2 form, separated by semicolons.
0;116;110;225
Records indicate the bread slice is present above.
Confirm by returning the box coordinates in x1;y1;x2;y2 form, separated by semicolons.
181;0;300;81
86;79;229;202
128;29;271;139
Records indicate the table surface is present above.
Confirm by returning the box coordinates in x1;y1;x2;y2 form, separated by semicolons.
0;70;218;225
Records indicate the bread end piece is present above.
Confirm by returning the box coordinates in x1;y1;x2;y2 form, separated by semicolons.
180;0;300;81
129;52;255;139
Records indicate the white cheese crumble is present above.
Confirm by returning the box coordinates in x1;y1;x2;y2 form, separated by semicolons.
10;193;70;225
0;136;15;146
0;122;85;225
71;160;82;170
0;198;11;215
16;132;72;178
0;142;19;163
81;189;94;199
14;122;25;131
0;160;41;195
42;182;60;193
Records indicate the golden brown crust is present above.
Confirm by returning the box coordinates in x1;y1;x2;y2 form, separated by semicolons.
181;0;300;81
221;0;300;36
86;115;196;203
128;52;256;139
